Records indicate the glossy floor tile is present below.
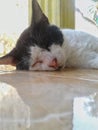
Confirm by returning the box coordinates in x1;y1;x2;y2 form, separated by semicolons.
0;68;98;130
73;93;98;130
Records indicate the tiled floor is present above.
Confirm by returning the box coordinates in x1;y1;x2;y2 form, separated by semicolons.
0;68;98;130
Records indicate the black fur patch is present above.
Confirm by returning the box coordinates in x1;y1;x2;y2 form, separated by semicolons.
32;23;64;50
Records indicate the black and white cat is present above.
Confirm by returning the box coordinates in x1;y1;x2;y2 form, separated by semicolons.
0;0;98;71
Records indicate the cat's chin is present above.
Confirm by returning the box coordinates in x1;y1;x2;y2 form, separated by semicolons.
29;66;56;71
29;63;63;71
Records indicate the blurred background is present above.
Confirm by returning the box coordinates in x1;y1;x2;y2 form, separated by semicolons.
0;0;98;58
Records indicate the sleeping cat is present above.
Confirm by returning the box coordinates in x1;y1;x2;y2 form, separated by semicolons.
0;0;98;71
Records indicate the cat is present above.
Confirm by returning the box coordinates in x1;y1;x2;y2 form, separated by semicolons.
0;0;98;71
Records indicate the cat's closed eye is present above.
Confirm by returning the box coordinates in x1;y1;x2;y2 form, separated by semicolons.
32;60;43;67
30;58;58;71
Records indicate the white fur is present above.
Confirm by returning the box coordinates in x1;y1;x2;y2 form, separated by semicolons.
61;29;98;69
29;29;98;70
29;44;66;70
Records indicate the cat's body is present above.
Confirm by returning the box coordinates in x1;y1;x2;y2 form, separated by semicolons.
0;0;98;71
61;29;98;69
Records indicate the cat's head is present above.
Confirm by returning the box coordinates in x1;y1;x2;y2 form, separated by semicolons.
0;0;65;71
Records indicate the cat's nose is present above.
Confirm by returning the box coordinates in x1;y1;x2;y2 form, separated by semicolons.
49;58;58;68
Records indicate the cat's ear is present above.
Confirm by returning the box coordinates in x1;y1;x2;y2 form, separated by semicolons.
0;49;18;66
31;0;49;27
